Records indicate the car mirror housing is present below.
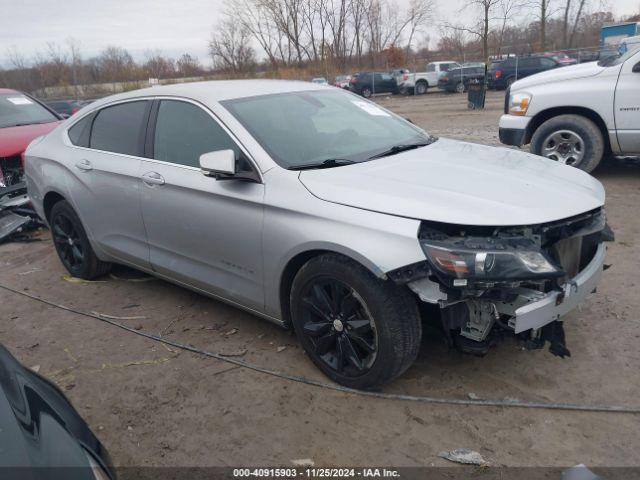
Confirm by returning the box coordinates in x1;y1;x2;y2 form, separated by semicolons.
200;149;236;179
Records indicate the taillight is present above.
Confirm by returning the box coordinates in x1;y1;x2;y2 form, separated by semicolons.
20;151;26;168
495;70;502;78
441;76;449;81
349;77;357;84
71;107;78;115
402;74;408;81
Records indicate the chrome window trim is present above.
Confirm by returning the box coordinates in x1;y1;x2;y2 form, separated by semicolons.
62;95;264;183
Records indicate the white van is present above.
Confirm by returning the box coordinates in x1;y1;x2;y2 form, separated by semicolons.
498;45;640;171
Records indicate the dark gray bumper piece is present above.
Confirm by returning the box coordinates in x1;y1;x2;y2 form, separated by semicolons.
499;127;526;147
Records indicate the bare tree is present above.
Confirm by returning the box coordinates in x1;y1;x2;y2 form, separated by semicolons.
209;18;256;73
143;50;176;79
444;0;502;63
176;53;202;77
403;0;436;58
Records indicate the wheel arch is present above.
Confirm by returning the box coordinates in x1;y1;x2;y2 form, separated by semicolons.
525;106;611;153
42;190;67;224
278;247;387;328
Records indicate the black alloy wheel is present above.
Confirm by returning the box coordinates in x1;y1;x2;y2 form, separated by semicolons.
52;212;85;272
299;277;377;375
49;200;111;279
290;254;422;389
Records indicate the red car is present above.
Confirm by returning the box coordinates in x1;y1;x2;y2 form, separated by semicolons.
0;88;61;188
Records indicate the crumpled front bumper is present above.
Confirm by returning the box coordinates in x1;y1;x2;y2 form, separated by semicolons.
497;243;606;333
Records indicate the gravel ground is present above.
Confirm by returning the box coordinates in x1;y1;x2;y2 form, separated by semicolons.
1;90;639;471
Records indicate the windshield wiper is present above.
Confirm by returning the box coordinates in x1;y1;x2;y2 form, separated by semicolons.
368;140;434;160
288;158;356;171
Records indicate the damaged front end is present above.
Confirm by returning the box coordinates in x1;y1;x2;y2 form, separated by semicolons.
389;208;613;358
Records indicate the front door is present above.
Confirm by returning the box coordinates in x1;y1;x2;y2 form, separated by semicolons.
615;50;640;154
139;99;265;310
66;100;151;268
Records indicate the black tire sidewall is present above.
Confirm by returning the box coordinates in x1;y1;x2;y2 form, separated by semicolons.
416;82;427;95
361;87;372;98
50;201;98;278
530;115;604;172
290;255;419;389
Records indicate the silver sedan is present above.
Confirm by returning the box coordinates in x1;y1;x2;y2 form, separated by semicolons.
26;80;610;388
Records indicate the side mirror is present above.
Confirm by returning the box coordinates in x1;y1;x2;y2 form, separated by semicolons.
200;149;235;179
633;62;640;73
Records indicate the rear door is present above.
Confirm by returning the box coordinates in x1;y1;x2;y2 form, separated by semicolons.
65;100;151;268
139;98;265;310
615;49;640;154
379;73;396;93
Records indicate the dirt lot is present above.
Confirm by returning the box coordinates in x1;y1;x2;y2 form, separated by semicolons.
2;90;640;471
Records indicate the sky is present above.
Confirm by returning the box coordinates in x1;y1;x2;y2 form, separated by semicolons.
1;0;638;67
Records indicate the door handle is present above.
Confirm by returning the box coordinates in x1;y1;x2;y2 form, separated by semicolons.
141;171;165;186
75;159;93;171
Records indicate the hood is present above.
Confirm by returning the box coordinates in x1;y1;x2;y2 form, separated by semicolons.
0;121;59;158
510;62;607;91
0;344;113;475
299;138;605;226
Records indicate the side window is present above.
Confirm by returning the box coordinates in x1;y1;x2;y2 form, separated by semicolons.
540;58;556;69
381;74;393;81
426;64;436;72
68;113;93;147
520;58;537;68
90;101;149;156
153;100;240;168
441;64;451;72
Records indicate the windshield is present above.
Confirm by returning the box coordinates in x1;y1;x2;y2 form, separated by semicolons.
222;90;431;169
0;93;58;128
598;44;640;67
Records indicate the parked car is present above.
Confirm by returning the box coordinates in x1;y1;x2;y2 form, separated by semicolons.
388;68;411;84
334;75;351;89
47;99;84;118
27;80;611;388
499;44;640;172
438;66;486;93
543;52;578;66
0;89;61;189
0;343;114;479
398;61;460;95
311;77;328;85
349;72;399;97
488;56;560;89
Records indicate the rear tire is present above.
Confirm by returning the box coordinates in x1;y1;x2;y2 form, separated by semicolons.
455;82;465;93
50;200;111;279
415;81;428;95
361;87;372;98
290;254;421;389
530;114;604;172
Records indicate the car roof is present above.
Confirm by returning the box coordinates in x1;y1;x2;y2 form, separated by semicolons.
86;80;329;111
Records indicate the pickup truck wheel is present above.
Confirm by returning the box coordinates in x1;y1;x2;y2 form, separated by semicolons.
50;200;111;279
530;114;604;172
290;254;421;390
361;87;372;98
415;81;428;95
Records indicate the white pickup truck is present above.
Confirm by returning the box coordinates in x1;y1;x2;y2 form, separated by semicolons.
398;61;460;95
499;45;640;172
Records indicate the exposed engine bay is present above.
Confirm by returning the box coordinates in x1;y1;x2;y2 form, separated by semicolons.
390;208;614;358
0;155;23;189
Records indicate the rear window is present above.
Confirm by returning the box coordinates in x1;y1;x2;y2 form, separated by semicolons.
90;101;149;156
0;93;58;129
68;114;94;147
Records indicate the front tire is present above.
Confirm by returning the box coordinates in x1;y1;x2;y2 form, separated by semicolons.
290;254;421;389
361;87;372;98
530;114;604;172
50;200;111;279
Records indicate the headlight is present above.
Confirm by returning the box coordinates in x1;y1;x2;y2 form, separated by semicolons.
508;92;531;116
421;237;561;285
